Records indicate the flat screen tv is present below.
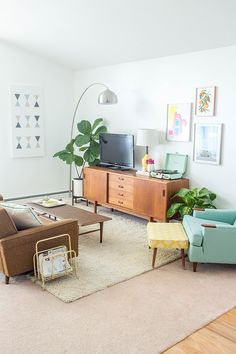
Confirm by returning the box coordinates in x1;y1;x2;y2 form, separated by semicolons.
99;133;134;169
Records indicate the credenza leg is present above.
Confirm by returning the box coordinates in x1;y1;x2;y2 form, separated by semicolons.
99;222;104;243
94;201;98;213
181;249;185;269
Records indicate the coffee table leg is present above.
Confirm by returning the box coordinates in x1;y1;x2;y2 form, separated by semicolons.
181;248;185;269
152;248;157;268
99;222;103;243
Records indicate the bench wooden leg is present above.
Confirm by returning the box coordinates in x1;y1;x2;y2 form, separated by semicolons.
152;248;157;268
5;276;9;284
181;249;185;269
193;262;198;272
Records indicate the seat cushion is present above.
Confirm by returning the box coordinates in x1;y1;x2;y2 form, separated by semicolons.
0;202;42;231
183;215;229;247
0;208;18;238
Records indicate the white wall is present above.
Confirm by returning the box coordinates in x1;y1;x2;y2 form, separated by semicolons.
74;46;236;208
0;42;73;199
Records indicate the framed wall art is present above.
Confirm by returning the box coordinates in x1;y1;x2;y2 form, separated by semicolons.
10;85;45;158
193;123;222;165
195;86;216;116
166;103;192;142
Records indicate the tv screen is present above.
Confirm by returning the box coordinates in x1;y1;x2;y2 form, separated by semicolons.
99;133;134;169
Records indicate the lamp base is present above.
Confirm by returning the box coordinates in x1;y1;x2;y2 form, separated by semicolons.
141;153;149;171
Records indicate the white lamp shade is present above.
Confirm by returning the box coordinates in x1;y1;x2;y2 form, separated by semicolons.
136;129;159;147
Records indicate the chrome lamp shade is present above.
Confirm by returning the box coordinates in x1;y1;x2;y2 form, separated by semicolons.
98;89;118;105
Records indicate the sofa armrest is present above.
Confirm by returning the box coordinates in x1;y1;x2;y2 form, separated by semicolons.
0;219;78;277
193;209;236;224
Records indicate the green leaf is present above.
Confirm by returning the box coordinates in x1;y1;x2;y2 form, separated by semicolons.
65;139;75;153
90;158;100;166
53;149;67;157
74;155;83;166
93;125;107;137
84;148;96;163
90;140;100;156
179;205;192;217
173;188;190;199
92;118;103;132
167;202;184;218
75;134;90;147
79;146;88;151
77;120;92;135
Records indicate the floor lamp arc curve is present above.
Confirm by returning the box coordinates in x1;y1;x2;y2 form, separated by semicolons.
69;82;118;192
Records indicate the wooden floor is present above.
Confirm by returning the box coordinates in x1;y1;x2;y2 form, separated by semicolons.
163;308;236;354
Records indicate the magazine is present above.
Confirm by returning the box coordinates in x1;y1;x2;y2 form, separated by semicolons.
38;246;71;278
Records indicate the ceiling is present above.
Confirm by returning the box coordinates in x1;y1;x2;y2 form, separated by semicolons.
0;0;236;70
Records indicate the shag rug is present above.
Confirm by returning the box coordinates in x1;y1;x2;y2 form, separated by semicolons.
33;205;180;302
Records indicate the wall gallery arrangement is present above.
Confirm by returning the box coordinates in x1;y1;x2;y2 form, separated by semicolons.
166;86;223;165
11;86;44;158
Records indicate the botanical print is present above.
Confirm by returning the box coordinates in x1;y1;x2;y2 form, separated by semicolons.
193;123;222;165
11;86;44;158
166;103;192;142
195;86;216;116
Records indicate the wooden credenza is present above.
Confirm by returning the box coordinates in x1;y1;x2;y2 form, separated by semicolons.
83;167;189;222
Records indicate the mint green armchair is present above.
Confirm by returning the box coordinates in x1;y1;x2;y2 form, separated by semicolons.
183;209;236;271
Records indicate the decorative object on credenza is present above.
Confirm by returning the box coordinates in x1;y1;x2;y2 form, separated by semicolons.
195;86;216;116
167;187;216;220
193;123;222;164
166;103;192;142
136;129;159;171
10;85;44;158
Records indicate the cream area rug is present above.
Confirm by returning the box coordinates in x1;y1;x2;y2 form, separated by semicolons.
34;205;180;302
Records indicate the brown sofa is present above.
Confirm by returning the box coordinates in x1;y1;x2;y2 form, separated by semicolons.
0;196;78;284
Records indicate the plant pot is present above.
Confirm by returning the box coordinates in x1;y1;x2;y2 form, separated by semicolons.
72;177;83;198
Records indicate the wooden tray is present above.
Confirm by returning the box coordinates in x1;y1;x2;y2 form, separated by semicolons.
32;199;66;208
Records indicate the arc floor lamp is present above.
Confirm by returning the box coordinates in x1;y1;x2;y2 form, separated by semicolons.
69;82;118;191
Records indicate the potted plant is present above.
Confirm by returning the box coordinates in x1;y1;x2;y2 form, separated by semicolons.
167;187;216;220
53;118;107;196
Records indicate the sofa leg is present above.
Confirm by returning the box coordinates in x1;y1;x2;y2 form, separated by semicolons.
193;262;198;272
5;276;10;284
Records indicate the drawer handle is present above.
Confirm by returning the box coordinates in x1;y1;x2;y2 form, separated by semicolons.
118;200;123;204
118;185;124;189
118;177;124;181
118;193;124;196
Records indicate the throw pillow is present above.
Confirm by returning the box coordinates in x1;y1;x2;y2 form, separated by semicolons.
0;202;42;231
0;207;18;238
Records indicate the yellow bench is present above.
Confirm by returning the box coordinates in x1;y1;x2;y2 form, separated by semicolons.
147;222;189;269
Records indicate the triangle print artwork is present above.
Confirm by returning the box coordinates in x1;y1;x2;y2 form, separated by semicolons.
16;115;21;128
15;94;20;107
25;115;30;128
16;137;22;149
35;115;40;128
34;95;39;107
35;136;40;148
25;94;30;107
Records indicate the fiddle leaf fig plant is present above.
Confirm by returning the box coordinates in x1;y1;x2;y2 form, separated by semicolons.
53;118;107;178
167;187;216;219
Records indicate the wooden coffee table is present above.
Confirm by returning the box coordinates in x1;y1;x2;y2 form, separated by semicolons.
27;203;111;243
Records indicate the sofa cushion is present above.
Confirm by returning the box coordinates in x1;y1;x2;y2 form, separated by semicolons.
0;202;42;231
0;207;18;238
183;215;229;247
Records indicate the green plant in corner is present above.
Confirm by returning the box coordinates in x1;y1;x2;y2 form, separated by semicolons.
167;187;216;219
53;118;107;178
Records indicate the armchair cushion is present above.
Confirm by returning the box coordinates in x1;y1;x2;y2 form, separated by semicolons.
183;215;229;247
0;208;18;239
0;202;42;230
193;209;236;225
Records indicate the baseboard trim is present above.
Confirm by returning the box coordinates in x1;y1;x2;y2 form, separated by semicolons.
5;190;70;201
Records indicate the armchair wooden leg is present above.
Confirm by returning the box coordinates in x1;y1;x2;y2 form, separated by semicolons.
5;276;10;284
193;262;198;272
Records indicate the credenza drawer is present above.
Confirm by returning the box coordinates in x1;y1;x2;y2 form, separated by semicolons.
109;188;133;201
109;181;134;193
109;197;133;209
109;174;133;186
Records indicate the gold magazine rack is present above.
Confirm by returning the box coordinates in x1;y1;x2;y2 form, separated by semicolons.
33;234;78;289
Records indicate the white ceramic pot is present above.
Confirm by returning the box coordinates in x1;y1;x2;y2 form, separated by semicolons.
72;178;83;197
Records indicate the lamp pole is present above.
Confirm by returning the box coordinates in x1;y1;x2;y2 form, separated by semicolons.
69;82;117;193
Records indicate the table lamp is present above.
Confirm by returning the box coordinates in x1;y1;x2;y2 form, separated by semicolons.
136;129;159;171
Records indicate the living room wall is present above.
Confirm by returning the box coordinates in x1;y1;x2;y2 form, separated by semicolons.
74;45;236;208
0;42;73;199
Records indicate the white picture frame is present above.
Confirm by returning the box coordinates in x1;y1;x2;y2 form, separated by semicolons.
193;123;222;165
195;86;216;117
166;103;192;142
